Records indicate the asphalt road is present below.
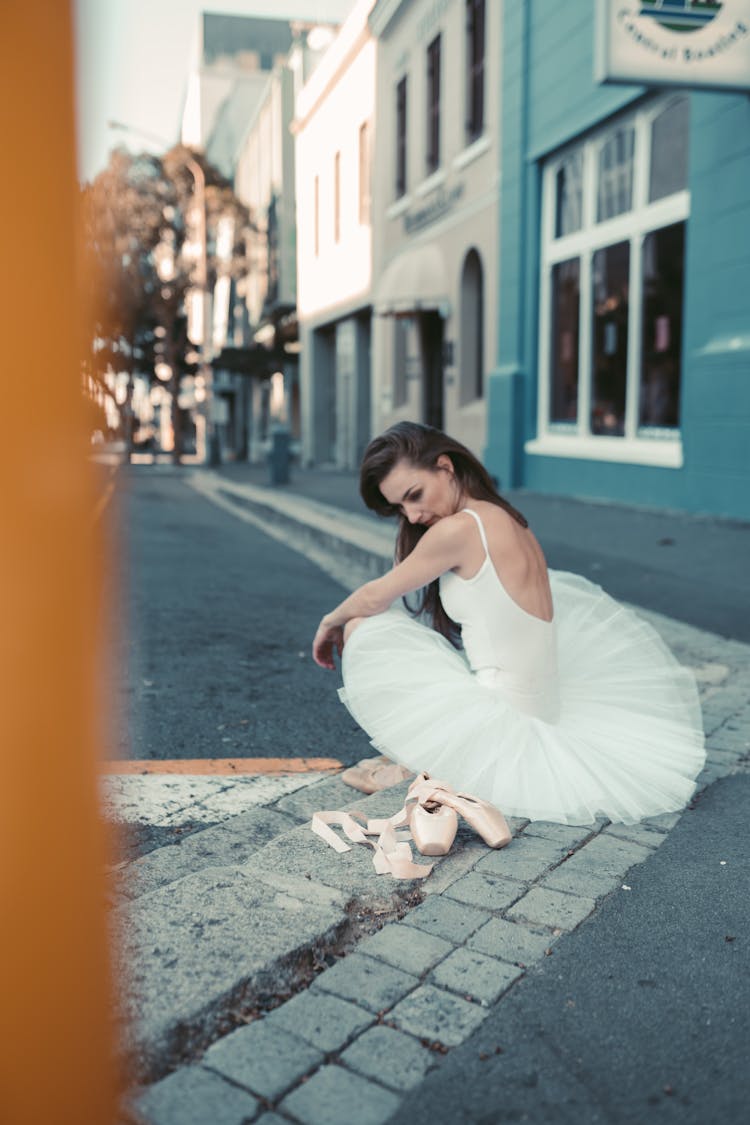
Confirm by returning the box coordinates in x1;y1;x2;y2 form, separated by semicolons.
107;465;372;763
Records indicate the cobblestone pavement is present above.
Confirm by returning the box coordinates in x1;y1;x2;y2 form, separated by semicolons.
121;615;750;1125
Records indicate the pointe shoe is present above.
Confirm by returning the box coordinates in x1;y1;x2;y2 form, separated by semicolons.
407;772;512;849
409;801;458;856
341;756;414;794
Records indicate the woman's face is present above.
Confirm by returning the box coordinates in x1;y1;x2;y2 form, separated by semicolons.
378;456;462;526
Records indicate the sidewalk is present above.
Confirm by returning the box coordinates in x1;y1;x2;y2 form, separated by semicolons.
112;465;750;1124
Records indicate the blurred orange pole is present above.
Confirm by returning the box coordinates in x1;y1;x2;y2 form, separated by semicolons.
0;3;120;1124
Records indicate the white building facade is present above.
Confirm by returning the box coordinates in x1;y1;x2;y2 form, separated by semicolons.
369;0;498;458
293;0;377;469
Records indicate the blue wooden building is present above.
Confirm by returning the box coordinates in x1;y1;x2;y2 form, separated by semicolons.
486;0;750;519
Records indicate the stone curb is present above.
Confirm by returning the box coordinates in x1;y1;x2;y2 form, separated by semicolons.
187;470;394;591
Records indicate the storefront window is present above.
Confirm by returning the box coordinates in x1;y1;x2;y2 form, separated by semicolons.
591;241;629;435
649;96;689;204
393;318;408;408
555;152;583;237
597;126;635;222
640;222;685;430
538;95;689;461
550;259;579;423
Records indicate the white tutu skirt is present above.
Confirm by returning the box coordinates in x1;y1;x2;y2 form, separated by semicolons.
338;571;705;826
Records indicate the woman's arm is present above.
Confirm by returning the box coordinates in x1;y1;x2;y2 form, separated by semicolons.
312;515;467;668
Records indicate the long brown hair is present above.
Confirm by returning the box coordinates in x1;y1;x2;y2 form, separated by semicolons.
360;422;528;645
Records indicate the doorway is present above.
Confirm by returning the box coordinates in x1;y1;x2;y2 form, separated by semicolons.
419;311;444;430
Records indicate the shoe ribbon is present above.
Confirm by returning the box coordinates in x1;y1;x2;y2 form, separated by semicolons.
310;809;434;880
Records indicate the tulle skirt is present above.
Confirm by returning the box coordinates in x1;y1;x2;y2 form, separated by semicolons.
338;571;705;826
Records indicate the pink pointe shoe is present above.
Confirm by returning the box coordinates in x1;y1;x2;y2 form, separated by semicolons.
407;772;512;849
408;800;458;856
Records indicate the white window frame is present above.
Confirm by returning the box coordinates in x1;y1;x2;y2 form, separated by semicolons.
529;95;690;469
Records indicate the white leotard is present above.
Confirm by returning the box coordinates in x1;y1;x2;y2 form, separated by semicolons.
439;508;559;721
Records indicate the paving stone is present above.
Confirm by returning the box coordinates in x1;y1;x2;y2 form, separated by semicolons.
706;745;746;763
201;1021;323;1102
601;822;668;849
132;1065;259;1125
506;887;596;931
311;951;418;1013
357;922;454;976
340;1025;437;1091
539;863;622;899
562;832;653;876
264;989;373;1053
520;821;597;849
442;871;524;911
430;946;524;1005
475;833;569;882
272;774;358;821
387;983;488;1047
640;810;682;831
421;839;488;896
279;1063;401;1125
467;917;558;965
119;809;297;899
706;725;750;754
400;894;489;943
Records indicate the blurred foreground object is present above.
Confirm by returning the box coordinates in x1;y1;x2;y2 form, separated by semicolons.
0;2;120;1123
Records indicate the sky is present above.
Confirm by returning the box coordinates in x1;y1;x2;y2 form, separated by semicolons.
73;0;355;183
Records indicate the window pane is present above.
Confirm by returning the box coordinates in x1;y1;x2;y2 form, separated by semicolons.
396;77;407;197
427;36;441;173
649;96;689;203
597;126;634;222
639;222;685;430
591;241;630;436
466;0;485;142
550;258;580;424
555;151;583;237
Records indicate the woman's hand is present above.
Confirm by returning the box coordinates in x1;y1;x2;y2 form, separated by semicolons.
312;617;345;670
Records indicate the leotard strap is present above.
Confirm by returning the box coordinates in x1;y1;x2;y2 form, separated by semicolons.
461;507;490;559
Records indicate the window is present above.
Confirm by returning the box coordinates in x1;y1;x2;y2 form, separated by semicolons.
426;35;441;174
314;175;319;257
536;95;690;463
465;0;485;143
395;76;407;197
334;151;341;243
359;121;371;226
460;249;484;402
393;318;408;407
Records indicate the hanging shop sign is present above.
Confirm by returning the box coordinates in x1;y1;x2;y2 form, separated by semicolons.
595;0;750;91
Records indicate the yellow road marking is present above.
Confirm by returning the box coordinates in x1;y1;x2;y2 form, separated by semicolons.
102;757;342;776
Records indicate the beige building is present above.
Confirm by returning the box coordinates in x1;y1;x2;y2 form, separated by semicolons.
369;0;497;457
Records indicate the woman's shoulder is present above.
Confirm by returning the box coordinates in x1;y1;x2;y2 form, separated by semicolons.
462;499;518;539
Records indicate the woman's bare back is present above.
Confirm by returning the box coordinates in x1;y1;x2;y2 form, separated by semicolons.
452;499;554;623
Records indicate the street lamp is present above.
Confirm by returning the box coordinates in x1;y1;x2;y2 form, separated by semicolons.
107;120;220;466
